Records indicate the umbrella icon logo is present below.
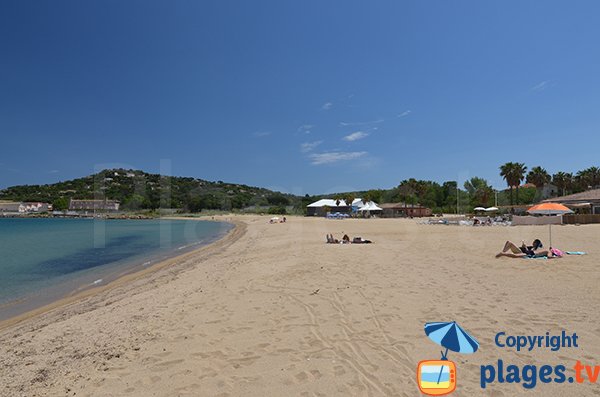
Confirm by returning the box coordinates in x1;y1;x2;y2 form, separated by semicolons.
417;321;479;396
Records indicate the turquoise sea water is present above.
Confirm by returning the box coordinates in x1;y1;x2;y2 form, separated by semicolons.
0;218;232;320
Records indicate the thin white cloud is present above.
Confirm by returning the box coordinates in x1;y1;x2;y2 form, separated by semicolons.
339;118;384;127
531;81;549;92
47;169;59;174
310;151;367;165
343;131;369;142
253;131;271;137
297;124;315;134
300;141;323;153
397;110;412;118
321;102;333;110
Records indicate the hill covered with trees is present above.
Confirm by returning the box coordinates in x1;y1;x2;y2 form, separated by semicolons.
0;169;301;213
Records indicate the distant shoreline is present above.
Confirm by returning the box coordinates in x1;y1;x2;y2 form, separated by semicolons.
0;213;156;219
0;217;241;330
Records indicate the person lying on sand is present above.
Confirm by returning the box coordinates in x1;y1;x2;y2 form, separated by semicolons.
496;239;563;259
326;234;373;244
496;239;542;257
496;249;563;259
326;234;339;244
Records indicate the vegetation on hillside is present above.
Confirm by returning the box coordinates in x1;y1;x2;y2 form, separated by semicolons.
1;163;598;215
0;169;300;213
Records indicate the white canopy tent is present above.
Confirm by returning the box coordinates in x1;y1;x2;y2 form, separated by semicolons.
358;201;383;211
307;198;365;208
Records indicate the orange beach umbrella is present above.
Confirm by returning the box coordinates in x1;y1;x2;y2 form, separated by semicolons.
527;203;573;215
527;203;573;247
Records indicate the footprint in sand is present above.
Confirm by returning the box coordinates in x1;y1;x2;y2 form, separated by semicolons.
151;359;184;372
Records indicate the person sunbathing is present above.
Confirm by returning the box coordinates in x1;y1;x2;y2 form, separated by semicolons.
326;234;339;244
352;236;372;244
496;239;545;258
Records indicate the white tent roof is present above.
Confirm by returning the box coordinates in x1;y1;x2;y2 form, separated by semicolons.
307;198;365;208
358;201;382;211
307;199;346;208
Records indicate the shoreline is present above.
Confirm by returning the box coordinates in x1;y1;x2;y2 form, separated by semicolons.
0;217;243;331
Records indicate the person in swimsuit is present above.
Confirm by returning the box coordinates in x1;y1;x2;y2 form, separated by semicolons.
496;239;545;258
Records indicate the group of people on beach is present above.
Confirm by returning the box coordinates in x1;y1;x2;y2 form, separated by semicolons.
326;233;372;244
495;239;564;259
269;216;286;224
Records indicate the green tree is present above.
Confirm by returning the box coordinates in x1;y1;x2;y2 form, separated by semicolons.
298;194;314;215
500;162;527;205
526;166;551;201
123;194;148;210
513;163;527;204
397;181;416;215
576;166;600;191
463;177;493;207
333;194;345;207
364;189;383;204
343;194;355;214
526;166;550;188
552;172;573;196
266;194;290;206
52;197;69;211
361;192;372;205
268;206;287;215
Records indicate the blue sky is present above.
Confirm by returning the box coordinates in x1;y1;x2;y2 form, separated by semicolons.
1;1;600;195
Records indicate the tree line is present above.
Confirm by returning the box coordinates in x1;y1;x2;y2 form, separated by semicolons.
322;163;600;214
499;163;600;205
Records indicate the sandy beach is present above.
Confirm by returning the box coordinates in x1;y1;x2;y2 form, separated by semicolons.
1;215;599;396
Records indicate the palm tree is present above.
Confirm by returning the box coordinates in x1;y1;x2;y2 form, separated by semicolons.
361;192;372;206
526;166;550;200
344;194;355;208
500;162;528;205
344;194;355;215
590;167;600;188
513;163;527;204
500;162;517;205
397;181;415;216
552;172;573;196
577;166;600;190
526;166;550;188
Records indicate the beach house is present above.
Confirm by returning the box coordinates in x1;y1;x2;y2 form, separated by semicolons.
543;188;600;214
379;203;432;218
0;201;51;214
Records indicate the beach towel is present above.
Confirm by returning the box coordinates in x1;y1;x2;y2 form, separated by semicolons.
523;255;548;260
566;251;587;255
